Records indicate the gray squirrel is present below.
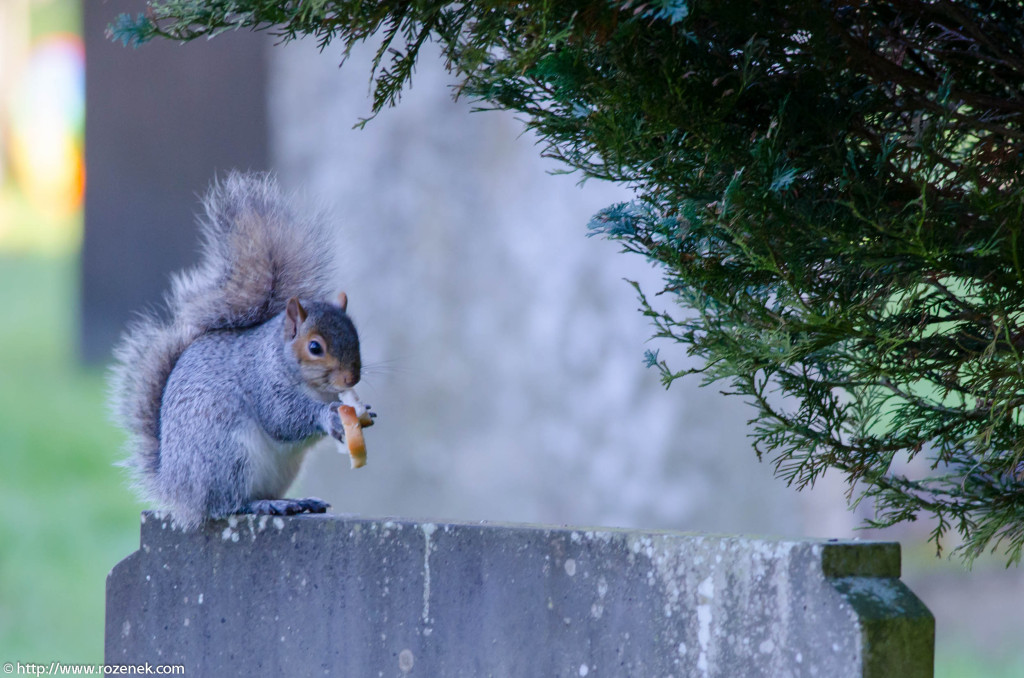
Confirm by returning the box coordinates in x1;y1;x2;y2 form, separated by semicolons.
110;171;371;529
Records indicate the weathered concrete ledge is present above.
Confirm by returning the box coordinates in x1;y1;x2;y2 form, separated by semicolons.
106;513;933;677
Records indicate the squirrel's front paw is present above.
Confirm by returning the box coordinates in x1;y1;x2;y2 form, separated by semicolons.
327;406;347;442
361;403;377;428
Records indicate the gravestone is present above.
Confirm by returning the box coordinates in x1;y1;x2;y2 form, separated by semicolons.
81;0;268;361
106;513;934;677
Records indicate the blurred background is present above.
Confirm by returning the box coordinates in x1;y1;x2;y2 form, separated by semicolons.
0;0;1021;674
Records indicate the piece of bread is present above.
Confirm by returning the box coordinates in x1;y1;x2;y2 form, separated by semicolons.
338;404;366;469
340;390;374;428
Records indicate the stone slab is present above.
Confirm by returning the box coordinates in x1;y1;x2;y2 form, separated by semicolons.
106;513;933;677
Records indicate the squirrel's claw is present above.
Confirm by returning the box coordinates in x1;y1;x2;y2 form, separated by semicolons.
361;404;377;427
239;497;331;516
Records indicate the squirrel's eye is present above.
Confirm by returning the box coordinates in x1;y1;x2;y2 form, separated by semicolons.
308;340;324;356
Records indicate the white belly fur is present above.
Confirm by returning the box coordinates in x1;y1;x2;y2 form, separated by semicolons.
235;423;321;499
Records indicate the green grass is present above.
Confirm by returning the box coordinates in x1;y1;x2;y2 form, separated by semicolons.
937;648;1024;678
29;0;81;39
0;254;143;663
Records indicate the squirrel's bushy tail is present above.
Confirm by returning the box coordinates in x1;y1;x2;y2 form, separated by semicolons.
109;171;336;494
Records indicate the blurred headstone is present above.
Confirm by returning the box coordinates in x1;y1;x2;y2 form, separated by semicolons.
268;40;813;534
81;0;269;360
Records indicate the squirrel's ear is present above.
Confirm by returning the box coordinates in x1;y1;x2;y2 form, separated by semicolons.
284;297;307;340
335;291;348;312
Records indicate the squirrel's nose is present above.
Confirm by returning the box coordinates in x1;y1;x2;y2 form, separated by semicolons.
343;370;360;388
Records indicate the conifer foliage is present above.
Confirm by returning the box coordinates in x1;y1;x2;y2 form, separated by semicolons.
112;1;1024;563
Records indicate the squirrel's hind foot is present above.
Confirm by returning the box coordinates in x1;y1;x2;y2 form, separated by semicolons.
240;497;331;517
